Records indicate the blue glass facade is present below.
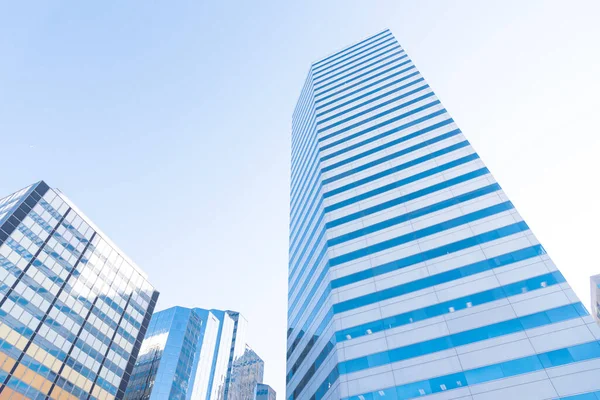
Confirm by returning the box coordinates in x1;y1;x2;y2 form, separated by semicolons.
124;307;203;399
124;307;257;400
0;180;159;399
287;30;600;400
255;383;276;400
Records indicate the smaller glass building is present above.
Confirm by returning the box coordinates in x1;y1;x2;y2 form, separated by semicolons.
124;307;203;399
124;307;256;400
591;274;600;322
228;346;264;400
0;180;159;399
254;383;276;400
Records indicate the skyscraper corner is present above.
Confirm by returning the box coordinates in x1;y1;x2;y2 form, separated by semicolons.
0;180;159;399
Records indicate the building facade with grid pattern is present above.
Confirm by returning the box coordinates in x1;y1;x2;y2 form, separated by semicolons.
0;180;159;400
287;29;600;400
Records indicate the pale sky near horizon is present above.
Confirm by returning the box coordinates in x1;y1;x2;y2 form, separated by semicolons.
1;1;600;396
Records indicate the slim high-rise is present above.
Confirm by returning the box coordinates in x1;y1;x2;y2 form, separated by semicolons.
591;275;600;323
0;181;159;399
287;30;600;400
124;307;259;400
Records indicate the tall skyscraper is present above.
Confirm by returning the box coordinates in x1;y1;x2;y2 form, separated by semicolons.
591;275;600;323
287;29;600;400
124;307;263;400
0;181;159;400
255;383;276;400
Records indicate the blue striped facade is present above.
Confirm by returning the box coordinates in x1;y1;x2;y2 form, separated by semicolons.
287;30;600;400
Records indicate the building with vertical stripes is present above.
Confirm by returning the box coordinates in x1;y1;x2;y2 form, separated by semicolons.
590;275;600;323
124;306;265;400
287;29;600;400
0;180;159;399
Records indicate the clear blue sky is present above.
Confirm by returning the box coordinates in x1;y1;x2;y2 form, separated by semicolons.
1;1;599;395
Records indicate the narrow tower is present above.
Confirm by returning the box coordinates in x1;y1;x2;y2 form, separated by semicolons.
287;30;600;400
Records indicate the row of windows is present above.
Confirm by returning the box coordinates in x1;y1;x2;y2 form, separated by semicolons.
287;221;530;363
316;58;413;106
314;41;402;96
341;340;600;400
330;183;500;248
314;46;405;94
290;144;480;310
329;200;514;267
319;86;432;143
323;128;460;186
312;31;393;79
287;268;561;396
326;163;486;227
321;108;447;164
312;32;396;84
317;75;424;125
290;187;508;356
316;65;417;114
341;301;586;375
335;244;544;338
291;119;463;302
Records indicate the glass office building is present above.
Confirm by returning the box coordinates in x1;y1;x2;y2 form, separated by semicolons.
0;180;159;400
287;29;600;400
124;307;256;400
255;383;276;400
123;307;204;399
228;346;264;400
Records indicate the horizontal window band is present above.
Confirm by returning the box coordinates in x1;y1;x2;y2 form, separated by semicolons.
290;185;504;346
322;118;454;174
321;109;449;162
287;221;531;363
314;48;405;91
319;90;434;140
317;77;425;125
324;141;472;199
558;390;600;400
313;40;399;85
328;200;515;267
316;60;414;105
320;99;440;145
316;68;419;113
316;67;418;114
287;245;546;384
341;338;600;400
323;129;462;185
335;244;547;336
327;166;490;228
340;300;585;374
331;221;529;289
328;183;502;247
289;269;566;399
312;30;391;71
319;84;429;135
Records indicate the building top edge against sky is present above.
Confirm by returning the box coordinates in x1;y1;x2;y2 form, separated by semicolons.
7;180;151;280
310;28;391;67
